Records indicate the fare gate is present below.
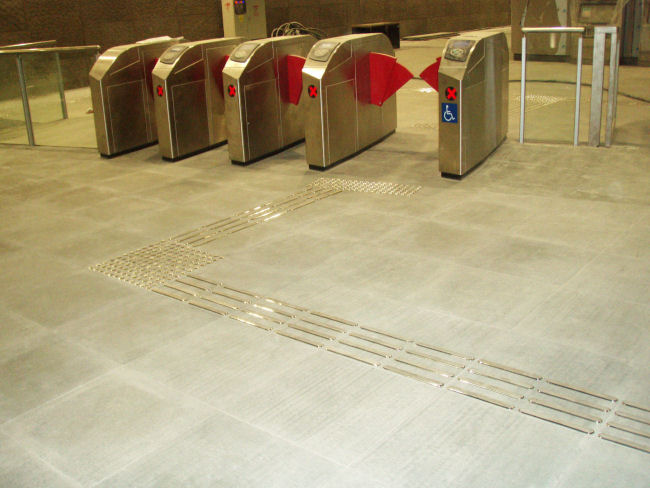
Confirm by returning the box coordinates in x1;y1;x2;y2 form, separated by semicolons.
222;35;316;165
302;33;413;170
422;30;509;178
89;37;183;157
152;37;243;161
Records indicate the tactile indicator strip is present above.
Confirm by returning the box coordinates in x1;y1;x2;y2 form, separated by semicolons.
89;240;221;289
312;177;421;197
151;274;650;455
173;184;342;247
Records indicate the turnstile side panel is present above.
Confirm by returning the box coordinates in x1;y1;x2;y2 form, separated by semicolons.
353;37;396;151
107;80;148;153
244;78;281;160
172;80;210;157
205;45;235;146
325;80;358;165
438;72;461;174
89;78;110;155
274;38;315;147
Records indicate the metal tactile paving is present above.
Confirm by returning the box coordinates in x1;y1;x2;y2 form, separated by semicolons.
89;183;649;454
90;240;221;289
152;274;650;455
173;185;341;247
512;94;570;114
313;177;422;197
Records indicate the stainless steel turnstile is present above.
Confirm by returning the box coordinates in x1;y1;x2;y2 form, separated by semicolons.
152;37;243;161
89;37;182;157
437;31;509;177
302;33;413;170
222;35;315;164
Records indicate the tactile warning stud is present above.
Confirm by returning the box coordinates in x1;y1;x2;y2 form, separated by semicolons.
90;240;221;289
312;177;421;197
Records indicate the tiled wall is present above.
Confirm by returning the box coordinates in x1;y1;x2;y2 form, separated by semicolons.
0;0;510;50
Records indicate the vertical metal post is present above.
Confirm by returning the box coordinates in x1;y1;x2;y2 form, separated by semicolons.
573;35;583;146
605;30;619;147
589;28;606;146
519;34;527;143
16;54;35;146
55;52;68;119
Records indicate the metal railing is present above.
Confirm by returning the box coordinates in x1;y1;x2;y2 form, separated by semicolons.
0;45;100;146
519;27;585;146
589;26;620;147
0;40;57;49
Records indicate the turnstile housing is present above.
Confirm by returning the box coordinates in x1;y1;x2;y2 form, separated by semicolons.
152;37;243;161
90;37;182;157
222;35;315;164
302;33;398;170
438;31;509;177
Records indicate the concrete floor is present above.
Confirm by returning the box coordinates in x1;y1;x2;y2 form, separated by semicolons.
1;31;649;487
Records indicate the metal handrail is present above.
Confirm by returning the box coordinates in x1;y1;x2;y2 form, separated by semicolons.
519;26;585;146
0;40;57;49
0;45;101;56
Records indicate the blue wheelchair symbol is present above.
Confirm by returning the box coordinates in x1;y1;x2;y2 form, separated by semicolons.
441;103;458;124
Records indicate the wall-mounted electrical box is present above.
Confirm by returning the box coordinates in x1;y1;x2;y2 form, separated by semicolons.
221;0;267;40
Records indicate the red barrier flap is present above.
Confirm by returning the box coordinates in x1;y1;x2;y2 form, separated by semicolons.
419;57;441;92
368;52;396;106
387;61;414;101
213;55;229;98
286;54;306;105
368;52;414;106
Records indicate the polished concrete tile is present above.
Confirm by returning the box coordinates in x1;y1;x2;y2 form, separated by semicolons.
1;369;215;486
96;412;342;488
565;253;650;305
0;338;116;422
2;270;134;328
514;289;650;366
58;293;219;364
0;433;79;488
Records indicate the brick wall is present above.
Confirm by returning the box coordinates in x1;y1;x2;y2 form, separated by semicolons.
0;0;510;50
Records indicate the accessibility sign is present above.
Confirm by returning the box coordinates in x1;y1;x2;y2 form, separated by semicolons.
441;103;458;124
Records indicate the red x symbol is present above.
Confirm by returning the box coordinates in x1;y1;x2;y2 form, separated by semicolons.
228;85;236;97
445;87;457;101
156;85;164;97
308;85;318;98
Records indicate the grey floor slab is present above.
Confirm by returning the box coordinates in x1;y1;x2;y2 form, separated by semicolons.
2;269;134;328
0;433;80;488
58;292;221;364
0;338;116;423
95;412;343;488
514;288;650;366
1;369;215;486
0;310;57;364
564;252;650;306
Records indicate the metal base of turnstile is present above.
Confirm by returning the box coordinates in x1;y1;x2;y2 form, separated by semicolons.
230;139;305;166
99;141;157;159
308;131;395;171
440;141;501;179
161;141;227;162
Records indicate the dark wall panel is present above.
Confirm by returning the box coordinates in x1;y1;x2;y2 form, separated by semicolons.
0;1;510;51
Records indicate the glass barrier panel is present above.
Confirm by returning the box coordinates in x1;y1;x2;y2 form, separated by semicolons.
42;51;97;148
0;55;29;145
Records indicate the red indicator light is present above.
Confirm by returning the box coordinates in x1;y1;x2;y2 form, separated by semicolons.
445;87;457;101
228;85;236;97
308;85;318;98
156;85;164;97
